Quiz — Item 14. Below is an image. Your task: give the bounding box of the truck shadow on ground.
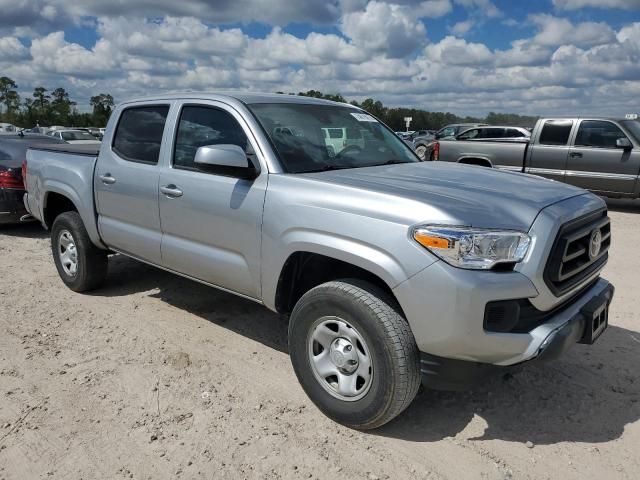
[95,253,289,353]
[378,323,640,445]
[97,254,639,446]
[0,222,48,239]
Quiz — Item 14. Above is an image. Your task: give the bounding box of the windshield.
[61,131,96,141]
[248,103,418,173]
[621,120,640,142]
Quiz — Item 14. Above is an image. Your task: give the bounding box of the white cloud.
[530,14,616,47]
[553,0,640,9]
[423,35,493,66]
[454,0,502,17]
[340,1,428,57]
[0,37,30,61]
[449,20,475,36]
[1,1,640,119]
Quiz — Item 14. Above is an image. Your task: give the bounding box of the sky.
[0,0,639,117]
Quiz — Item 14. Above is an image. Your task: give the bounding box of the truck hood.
[301,161,588,231]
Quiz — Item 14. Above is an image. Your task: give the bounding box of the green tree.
[51,87,76,125]
[32,87,51,124]
[359,98,386,119]
[0,76,18,119]
[90,93,115,126]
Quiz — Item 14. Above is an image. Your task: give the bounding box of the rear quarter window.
[112,105,170,164]
[539,121,573,146]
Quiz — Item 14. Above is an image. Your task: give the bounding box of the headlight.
[413,226,531,270]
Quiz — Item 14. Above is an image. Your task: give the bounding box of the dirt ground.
[0,199,639,480]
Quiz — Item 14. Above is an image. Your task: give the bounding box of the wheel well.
[274,252,400,315]
[44,193,77,228]
[458,157,491,167]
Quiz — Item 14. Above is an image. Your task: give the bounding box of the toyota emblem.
[589,229,602,260]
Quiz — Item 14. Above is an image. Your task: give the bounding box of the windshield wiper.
[301,165,354,173]
[362,159,412,168]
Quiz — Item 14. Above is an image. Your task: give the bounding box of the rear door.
[565,120,639,195]
[94,103,171,264]
[157,101,268,299]
[526,119,573,183]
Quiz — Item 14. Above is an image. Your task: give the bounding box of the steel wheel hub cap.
[58,230,78,277]
[308,317,373,401]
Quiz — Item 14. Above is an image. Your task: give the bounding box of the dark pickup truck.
[434,117,640,198]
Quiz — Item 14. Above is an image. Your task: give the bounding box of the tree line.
[1,76,537,131]
[0,76,114,128]
[288,90,539,130]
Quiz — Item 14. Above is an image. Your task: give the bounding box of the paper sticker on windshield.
[350,113,378,122]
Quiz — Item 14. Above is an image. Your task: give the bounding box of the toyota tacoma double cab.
[24,93,614,429]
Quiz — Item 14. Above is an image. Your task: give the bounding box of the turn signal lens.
[414,232,451,249]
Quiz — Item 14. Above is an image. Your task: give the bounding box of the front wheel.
[51,211,108,292]
[288,280,421,429]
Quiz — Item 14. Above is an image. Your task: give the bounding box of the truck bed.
[25,144,103,247]
[438,138,528,171]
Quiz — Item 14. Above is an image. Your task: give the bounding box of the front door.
[95,104,171,264]
[158,102,267,299]
[566,120,639,195]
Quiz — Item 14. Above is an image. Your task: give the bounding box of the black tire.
[288,279,421,430]
[51,211,108,292]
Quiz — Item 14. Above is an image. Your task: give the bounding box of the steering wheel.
[337,145,363,157]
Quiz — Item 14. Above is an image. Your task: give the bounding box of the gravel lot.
[0,199,639,480]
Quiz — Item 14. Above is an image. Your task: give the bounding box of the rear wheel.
[51,211,108,292]
[288,280,421,429]
[415,145,427,160]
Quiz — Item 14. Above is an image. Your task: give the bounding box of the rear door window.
[457,129,479,140]
[574,120,628,149]
[112,105,170,164]
[539,121,573,146]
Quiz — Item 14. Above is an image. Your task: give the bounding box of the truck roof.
[120,92,350,107]
[538,116,634,122]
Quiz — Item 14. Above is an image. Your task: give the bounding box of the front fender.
[261,227,437,311]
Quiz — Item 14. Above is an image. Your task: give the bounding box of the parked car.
[0,133,64,224]
[322,126,365,156]
[0,123,18,133]
[25,93,614,429]
[414,123,488,160]
[48,129,102,145]
[456,125,531,141]
[434,117,640,198]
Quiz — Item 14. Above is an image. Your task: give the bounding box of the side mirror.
[616,138,632,150]
[194,144,258,178]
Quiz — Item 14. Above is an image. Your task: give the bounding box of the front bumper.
[0,188,28,224]
[393,254,613,366]
[417,281,614,390]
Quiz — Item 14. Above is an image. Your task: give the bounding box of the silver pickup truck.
[434,117,640,198]
[24,93,614,429]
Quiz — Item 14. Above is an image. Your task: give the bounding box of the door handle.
[160,184,183,198]
[99,174,116,185]
[569,152,583,158]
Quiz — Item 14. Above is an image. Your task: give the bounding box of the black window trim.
[171,103,259,177]
[573,119,630,150]
[111,104,171,165]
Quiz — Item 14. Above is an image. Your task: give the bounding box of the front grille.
[544,209,610,296]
